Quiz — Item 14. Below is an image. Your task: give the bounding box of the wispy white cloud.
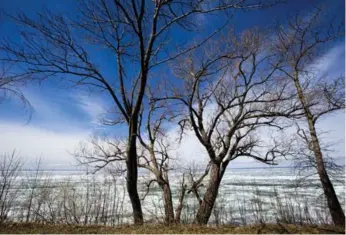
[308,43,345,77]
[0,86,109,168]
[0,121,89,168]
[72,92,107,127]
[23,89,72,124]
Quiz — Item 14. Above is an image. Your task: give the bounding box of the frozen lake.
[8,166,345,225]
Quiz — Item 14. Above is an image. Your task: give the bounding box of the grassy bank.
[0,223,344,234]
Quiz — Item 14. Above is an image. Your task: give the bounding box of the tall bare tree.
[273,7,345,226]
[74,95,206,224]
[137,91,214,224]
[74,98,179,224]
[158,29,303,224]
[137,96,176,224]
[0,0,280,224]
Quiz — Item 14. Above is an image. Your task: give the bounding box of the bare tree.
[0,66,23,102]
[138,95,213,224]
[136,95,177,224]
[75,97,205,224]
[0,0,280,224]
[0,151,23,223]
[273,7,345,226]
[75,91,213,224]
[174,173,187,224]
[0,62,32,116]
[290,123,344,186]
[157,29,302,224]
[22,157,46,222]
[74,135,126,174]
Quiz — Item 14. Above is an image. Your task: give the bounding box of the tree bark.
[160,182,175,224]
[308,121,345,227]
[126,120,143,225]
[194,163,223,224]
[294,74,345,227]
[314,147,345,226]
[175,179,187,224]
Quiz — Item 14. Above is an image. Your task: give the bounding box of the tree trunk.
[175,178,187,224]
[194,163,222,224]
[160,182,175,224]
[294,74,345,227]
[308,123,345,227]
[126,121,143,225]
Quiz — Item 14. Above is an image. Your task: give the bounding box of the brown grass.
[0,223,344,234]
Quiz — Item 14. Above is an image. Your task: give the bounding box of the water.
[5,167,345,225]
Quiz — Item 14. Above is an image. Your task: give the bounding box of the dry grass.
[0,223,344,234]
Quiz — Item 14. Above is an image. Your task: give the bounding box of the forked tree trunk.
[160,182,175,224]
[294,75,345,227]
[126,121,143,225]
[194,163,223,224]
[175,181,187,224]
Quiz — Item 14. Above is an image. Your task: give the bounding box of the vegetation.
[0,154,344,229]
[0,223,345,234]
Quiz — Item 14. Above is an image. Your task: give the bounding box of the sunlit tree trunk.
[293,74,345,227]
[194,163,223,224]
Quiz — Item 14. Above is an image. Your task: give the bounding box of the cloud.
[23,89,74,126]
[4,83,110,131]
[0,84,109,168]
[0,121,89,168]
[72,92,107,127]
[316,43,345,76]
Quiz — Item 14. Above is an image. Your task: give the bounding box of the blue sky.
[0,0,344,169]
